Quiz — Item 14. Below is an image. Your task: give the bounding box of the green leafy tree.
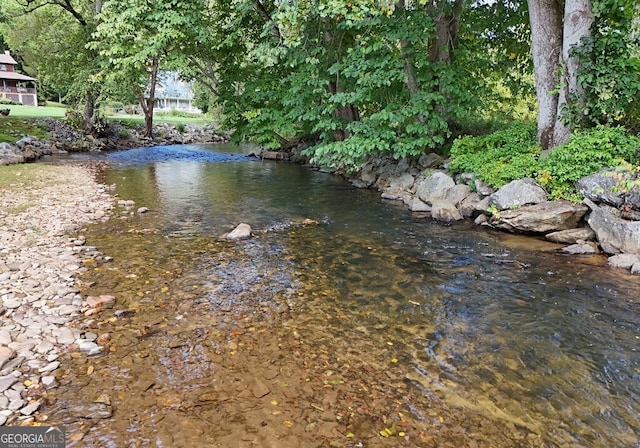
[2,0,104,131]
[93,0,218,137]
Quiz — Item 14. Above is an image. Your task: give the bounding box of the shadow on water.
[46,144,640,447]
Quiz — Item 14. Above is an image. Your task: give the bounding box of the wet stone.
[70,402,113,419]
[38,360,60,373]
[20,400,41,416]
[251,381,271,398]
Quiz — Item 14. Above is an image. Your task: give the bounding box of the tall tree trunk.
[528,0,564,152]
[324,29,359,142]
[528,0,593,151]
[553,0,594,146]
[426,0,464,117]
[397,0,424,123]
[83,91,97,132]
[139,58,159,138]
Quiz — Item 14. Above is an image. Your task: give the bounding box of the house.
[0,51,38,106]
[154,71,200,113]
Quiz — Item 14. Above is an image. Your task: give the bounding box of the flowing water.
[45,144,639,447]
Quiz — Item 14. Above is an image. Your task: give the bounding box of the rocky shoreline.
[0,118,228,165]
[338,153,640,275]
[0,163,114,425]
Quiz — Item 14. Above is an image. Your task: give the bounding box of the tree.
[93,0,212,137]
[528,0,640,151]
[1,0,104,131]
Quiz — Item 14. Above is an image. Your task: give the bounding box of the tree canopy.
[1,0,638,167]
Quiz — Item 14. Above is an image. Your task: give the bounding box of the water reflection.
[57,144,640,447]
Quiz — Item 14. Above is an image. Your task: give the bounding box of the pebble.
[0,164,113,424]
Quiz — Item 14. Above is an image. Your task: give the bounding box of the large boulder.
[577,171,624,207]
[490,200,588,233]
[431,199,463,222]
[459,192,483,218]
[585,198,640,255]
[387,173,416,192]
[415,171,455,204]
[489,178,548,210]
[444,184,472,206]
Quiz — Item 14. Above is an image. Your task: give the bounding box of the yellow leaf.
[283,421,293,428]
[391,358,398,363]
[271,400,278,406]
[24,380,32,387]
[87,365,94,375]
[439,416,444,423]
[399,431,406,437]
[387,341,393,346]
[346,433,354,438]
[137,291,144,297]
[161,286,169,293]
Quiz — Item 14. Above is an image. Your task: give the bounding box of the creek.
[46,143,639,447]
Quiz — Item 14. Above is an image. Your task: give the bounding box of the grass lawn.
[0,104,213,143]
[111,113,210,126]
[2,104,67,118]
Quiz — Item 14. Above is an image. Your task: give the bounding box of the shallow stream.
[45,144,639,447]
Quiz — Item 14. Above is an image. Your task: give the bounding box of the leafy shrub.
[0,98,21,105]
[537,125,640,201]
[448,121,540,187]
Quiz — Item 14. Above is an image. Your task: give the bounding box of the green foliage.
[562,0,640,131]
[0,98,21,106]
[448,122,540,188]
[537,126,640,201]
[449,123,640,202]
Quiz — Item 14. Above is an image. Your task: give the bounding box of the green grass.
[0,116,50,143]
[0,104,212,143]
[2,104,67,118]
[110,113,209,126]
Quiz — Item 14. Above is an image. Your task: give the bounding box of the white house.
[154,71,200,113]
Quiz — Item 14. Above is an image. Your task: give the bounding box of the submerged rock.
[226,223,252,241]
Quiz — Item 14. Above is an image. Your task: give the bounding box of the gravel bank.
[0,163,113,425]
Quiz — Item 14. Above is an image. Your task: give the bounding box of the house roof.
[0,51,18,65]
[0,71,37,81]
[155,71,194,100]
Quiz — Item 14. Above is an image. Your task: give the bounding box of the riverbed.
[5,144,640,447]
